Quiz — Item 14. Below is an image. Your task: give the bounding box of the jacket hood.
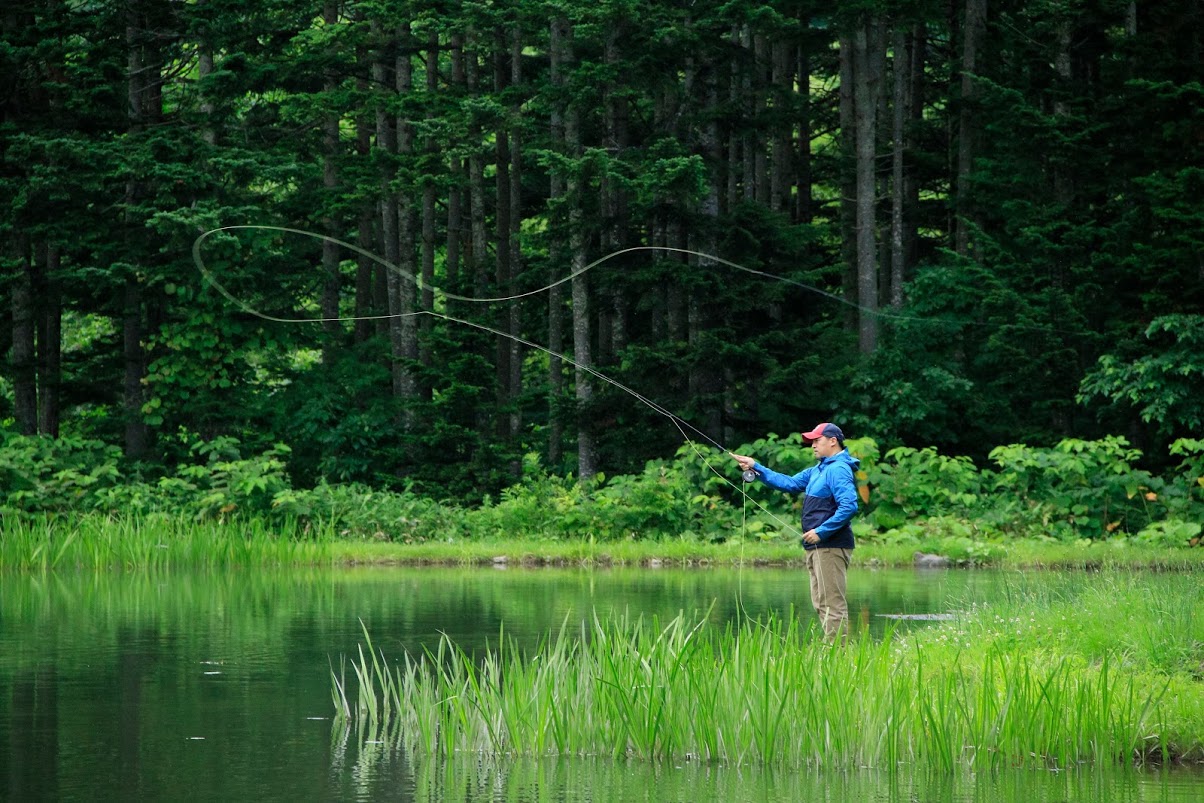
[824,449,861,470]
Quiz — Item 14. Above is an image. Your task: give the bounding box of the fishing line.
[192,225,815,528]
[193,225,1083,337]
[202,222,1024,542]
[410,306,803,538]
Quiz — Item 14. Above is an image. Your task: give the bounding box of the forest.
[3,0,1202,505]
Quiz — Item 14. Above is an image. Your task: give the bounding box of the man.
[731,423,860,643]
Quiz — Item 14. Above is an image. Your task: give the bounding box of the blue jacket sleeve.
[752,462,813,494]
[814,462,859,537]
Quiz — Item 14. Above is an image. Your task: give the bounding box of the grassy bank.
[333,573,1204,770]
[3,512,1204,572]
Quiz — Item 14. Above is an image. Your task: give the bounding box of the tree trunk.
[838,33,858,332]
[649,221,667,342]
[741,26,756,202]
[123,5,150,458]
[320,0,341,363]
[685,52,721,443]
[373,23,407,408]
[752,32,770,207]
[396,23,418,403]
[795,25,813,224]
[1052,14,1072,121]
[889,28,910,310]
[197,0,216,147]
[446,33,465,303]
[547,18,567,470]
[853,20,881,354]
[955,0,987,257]
[354,17,375,343]
[465,36,488,298]
[705,72,737,442]
[507,27,524,459]
[11,235,37,435]
[123,278,148,458]
[420,31,438,370]
[906,24,926,272]
[873,22,891,310]
[600,24,630,361]
[569,160,596,481]
[597,40,616,365]
[770,38,791,213]
[1052,10,1072,289]
[355,208,376,342]
[464,32,491,444]
[608,38,630,357]
[561,20,596,481]
[668,219,688,346]
[690,230,722,444]
[726,26,741,210]
[37,243,61,436]
[493,30,513,439]
[1191,0,1202,75]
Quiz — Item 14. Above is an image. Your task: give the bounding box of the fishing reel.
[741,469,757,483]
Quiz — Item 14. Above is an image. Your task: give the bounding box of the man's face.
[811,435,841,459]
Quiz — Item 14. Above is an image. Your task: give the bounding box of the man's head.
[802,422,845,459]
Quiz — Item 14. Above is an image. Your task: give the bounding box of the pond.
[1,565,1201,801]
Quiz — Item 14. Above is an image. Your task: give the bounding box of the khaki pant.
[806,548,851,643]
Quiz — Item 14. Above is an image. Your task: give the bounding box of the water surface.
[1,566,1199,800]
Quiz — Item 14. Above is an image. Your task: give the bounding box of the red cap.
[802,423,845,443]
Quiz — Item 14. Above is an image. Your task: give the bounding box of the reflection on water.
[330,749,1204,803]
[1,566,1200,800]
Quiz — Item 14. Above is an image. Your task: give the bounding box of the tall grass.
[6,511,1204,572]
[332,595,1193,771]
[0,513,335,571]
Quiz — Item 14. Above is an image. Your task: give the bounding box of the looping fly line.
[195,224,865,322]
[193,223,812,538]
[194,224,1080,335]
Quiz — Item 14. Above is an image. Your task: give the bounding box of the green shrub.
[2,429,1200,548]
[865,445,983,528]
[478,462,596,539]
[472,455,727,542]
[988,437,1160,539]
[0,432,124,513]
[1166,438,1204,516]
[1133,519,1202,548]
[593,462,700,539]
[162,435,294,520]
[288,481,458,541]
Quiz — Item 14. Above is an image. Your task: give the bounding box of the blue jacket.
[753,450,860,550]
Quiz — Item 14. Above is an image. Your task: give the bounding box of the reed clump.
[334,577,1203,771]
